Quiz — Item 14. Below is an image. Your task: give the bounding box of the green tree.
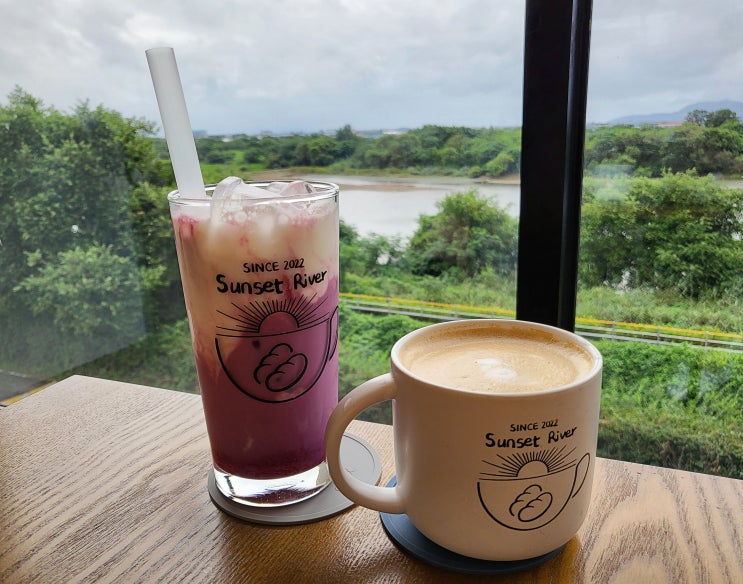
[0,88,175,371]
[129,182,185,326]
[579,178,639,287]
[703,109,740,128]
[334,124,361,159]
[579,172,743,299]
[684,109,708,126]
[1,92,161,294]
[15,245,144,340]
[406,190,518,277]
[238,136,265,164]
[585,125,665,176]
[465,135,503,167]
[305,135,338,166]
[660,124,706,173]
[339,220,404,290]
[382,133,423,168]
[484,150,517,177]
[661,110,743,175]
[633,172,743,297]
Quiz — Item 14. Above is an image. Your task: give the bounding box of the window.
[1,1,740,479]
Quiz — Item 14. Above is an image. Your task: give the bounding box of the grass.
[56,308,743,479]
[578,286,743,333]
[66,320,199,393]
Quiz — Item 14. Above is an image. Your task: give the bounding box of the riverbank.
[249,167,521,189]
[250,167,743,190]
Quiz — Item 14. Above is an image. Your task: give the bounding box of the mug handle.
[325,373,406,514]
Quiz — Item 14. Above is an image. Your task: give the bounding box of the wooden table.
[1,376,742,583]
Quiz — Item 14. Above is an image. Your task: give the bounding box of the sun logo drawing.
[214,294,338,404]
[477,446,591,531]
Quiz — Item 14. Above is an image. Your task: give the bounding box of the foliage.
[184,124,522,178]
[406,190,518,277]
[595,340,743,477]
[685,108,741,129]
[584,109,743,177]
[0,88,181,370]
[65,319,199,391]
[597,412,743,478]
[183,108,743,179]
[580,171,743,299]
[15,245,144,339]
[577,286,743,333]
[337,305,423,422]
[2,89,743,478]
[339,220,406,285]
[128,182,186,326]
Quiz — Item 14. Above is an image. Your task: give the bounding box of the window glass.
[581,1,743,477]
[0,2,524,414]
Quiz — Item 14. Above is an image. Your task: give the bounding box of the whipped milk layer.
[402,328,594,394]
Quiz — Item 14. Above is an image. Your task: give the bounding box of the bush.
[338,306,422,423]
[66,319,198,392]
[598,415,743,477]
[594,340,743,477]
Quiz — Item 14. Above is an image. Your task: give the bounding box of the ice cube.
[266,180,316,196]
[212,176,275,200]
[211,176,275,222]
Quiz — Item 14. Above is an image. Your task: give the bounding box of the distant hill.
[608,100,743,125]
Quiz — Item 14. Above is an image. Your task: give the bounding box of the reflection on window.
[580,2,743,478]
[2,2,740,480]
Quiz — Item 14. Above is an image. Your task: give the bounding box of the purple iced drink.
[169,179,339,499]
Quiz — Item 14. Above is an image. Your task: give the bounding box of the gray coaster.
[207,433,381,525]
[380,477,566,574]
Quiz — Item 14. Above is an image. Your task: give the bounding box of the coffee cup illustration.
[477,450,590,531]
[215,299,338,403]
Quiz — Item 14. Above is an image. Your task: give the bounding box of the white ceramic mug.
[325,319,602,561]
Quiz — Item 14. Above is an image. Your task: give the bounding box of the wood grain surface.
[1,376,741,583]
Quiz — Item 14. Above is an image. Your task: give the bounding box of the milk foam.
[402,328,594,393]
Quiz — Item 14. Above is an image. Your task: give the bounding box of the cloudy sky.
[1,0,742,135]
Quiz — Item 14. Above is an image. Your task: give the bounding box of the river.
[304,174,743,240]
[304,174,521,239]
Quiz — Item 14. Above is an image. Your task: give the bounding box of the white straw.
[146,47,206,198]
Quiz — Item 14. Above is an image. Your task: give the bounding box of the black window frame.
[516,0,593,331]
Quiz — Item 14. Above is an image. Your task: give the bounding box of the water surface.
[305,174,520,239]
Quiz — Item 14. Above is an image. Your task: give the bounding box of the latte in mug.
[401,324,594,393]
[325,319,603,562]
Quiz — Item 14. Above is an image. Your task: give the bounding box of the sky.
[1,0,742,136]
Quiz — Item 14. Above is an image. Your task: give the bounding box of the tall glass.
[168,181,339,506]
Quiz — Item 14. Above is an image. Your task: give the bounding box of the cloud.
[586,0,743,121]
[1,0,741,133]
